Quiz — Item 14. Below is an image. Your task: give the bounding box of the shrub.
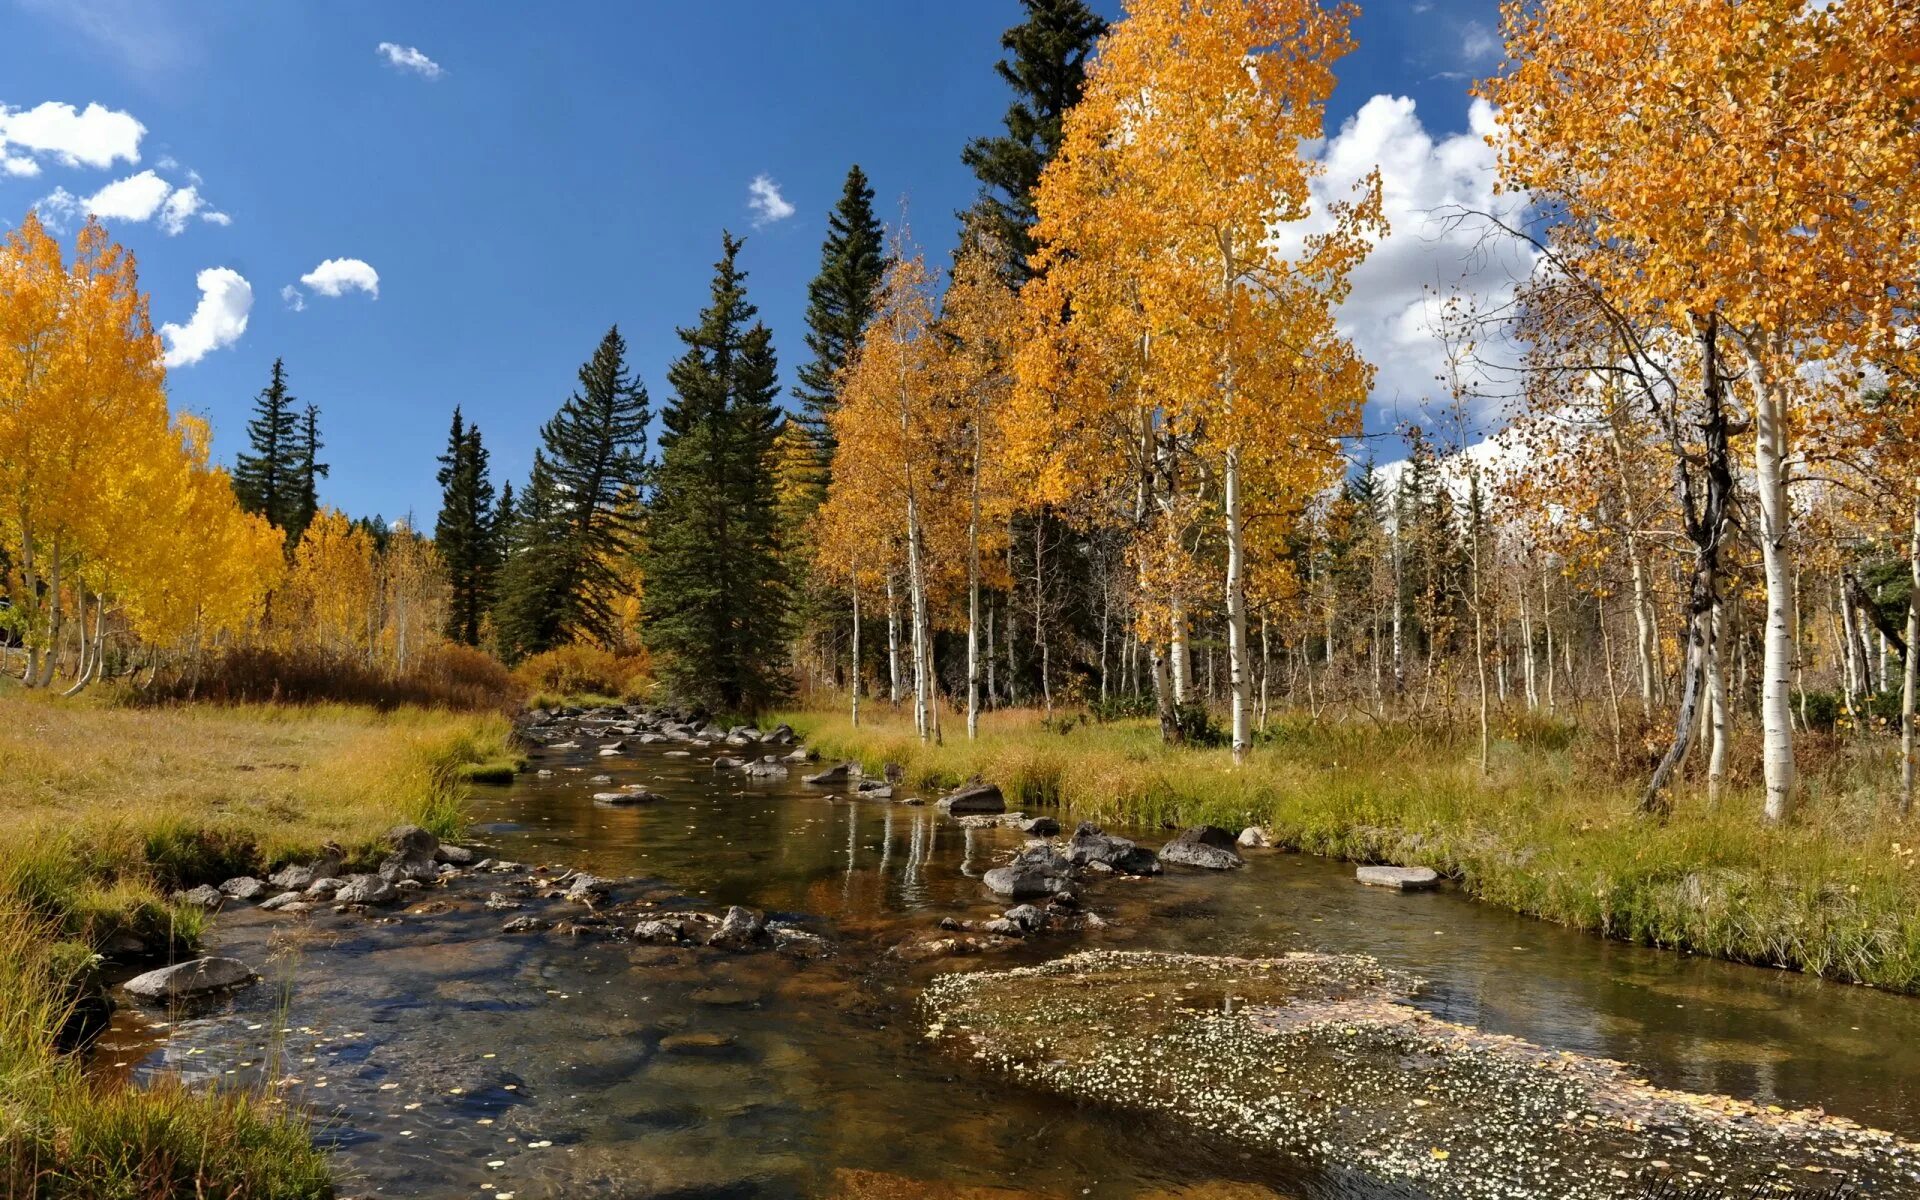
[513,644,651,702]
[125,643,521,712]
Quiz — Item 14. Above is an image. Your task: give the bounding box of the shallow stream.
[95,737,1920,1198]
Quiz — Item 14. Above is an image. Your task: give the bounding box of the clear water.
[94,739,1920,1199]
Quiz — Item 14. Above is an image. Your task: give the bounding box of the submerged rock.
[594,790,663,805]
[1355,865,1441,891]
[124,957,257,1001]
[1159,826,1245,871]
[922,950,1920,1200]
[707,905,770,949]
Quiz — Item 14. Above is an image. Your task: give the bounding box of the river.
[93,734,1920,1198]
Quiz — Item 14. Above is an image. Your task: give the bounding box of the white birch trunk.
[1748,350,1797,820]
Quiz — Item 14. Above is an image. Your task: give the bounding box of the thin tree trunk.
[886,575,902,706]
[1903,490,1918,816]
[967,432,982,740]
[1707,599,1729,805]
[850,577,862,728]
[1034,519,1052,720]
[1747,345,1797,821]
[1226,445,1250,762]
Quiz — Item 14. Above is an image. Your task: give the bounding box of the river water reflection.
[94,738,1920,1198]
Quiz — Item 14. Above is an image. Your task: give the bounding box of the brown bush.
[513,644,651,702]
[126,643,522,712]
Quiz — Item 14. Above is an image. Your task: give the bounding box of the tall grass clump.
[786,704,1920,993]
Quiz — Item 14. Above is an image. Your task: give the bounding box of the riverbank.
[0,691,514,1198]
[785,707,1920,993]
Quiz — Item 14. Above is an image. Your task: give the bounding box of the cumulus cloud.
[747,174,795,226]
[36,168,229,235]
[280,284,306,312]
[161,267,251,368]
[377,42,443,78]
[0,101,144,173]
[1273,95,1535,423]
[297,257,380,299]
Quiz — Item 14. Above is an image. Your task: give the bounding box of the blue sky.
[1,0,1517,525]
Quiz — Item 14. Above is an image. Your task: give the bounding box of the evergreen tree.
[961,0,1107,282]
[792,165,887,474]
[231,358,302,537]
[288,403,328,546]
[435,407,500,646]
[492,329,648,660]
[643,232,790,711]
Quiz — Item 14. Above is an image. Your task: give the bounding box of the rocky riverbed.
[92,703,1920,1198]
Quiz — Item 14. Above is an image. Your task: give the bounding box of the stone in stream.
[379,825,442,884]
[1355,865,1441,891]
[763,724,796,746]
[803,763,857,786]
[707,905,770,949]
[1018,816,1061,837]
[434,844,475,866]
[1159,826,1245,871]
[123,957,257,1001]
[594,789,664,806]
[257,890,305,911]
[218,876,269,901]
[1003,904,1047,933]
[938,779,1006,815]
[983,846,1076,899]
[304,877,344,899]
[632,918,686,945]
[484,891,522,910]
[334,873,399,905]
[782,748,816,764]
[1064,823,1161,876]
[852,780,893,799]
[501,915,549,933]
[1237,825,1276,849]
[712,755,745,771]
[588,774,614,784]
[741,756,789,779]
[171,884,224,910]
[638,732,669,744]
[566,873,613,902]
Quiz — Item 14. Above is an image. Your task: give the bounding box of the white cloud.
[1460,21,1500,63]
[298,258,379,299]
[377,42,443,79]
[280,284,305,312]
[747,174,795,226]
[36,168,228,235]
[1274,95,1536,422]
[161,267,251,368]
[0,100,144,172]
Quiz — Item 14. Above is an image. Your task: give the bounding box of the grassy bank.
[786,706,1920,994]
[0,691,514,1199]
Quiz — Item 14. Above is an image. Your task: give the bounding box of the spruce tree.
[288,403,328,546]
[643,232,790,711]
[492,329,648,661]
[231,358,302,536]
[961,0,1107,282]
[792,164,887,474]
[434,407,500,646]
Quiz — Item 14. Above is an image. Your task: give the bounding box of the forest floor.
[0,688,514,1198]
[785,704,1920,994]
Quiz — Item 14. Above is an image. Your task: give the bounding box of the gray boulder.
[1065,824,1161,876]
[712,756,745,771]
[782,748,815,764]
[940,780,1006,815]
[219,876,269,901]
[1003,904,1047,932]
[566,873,612,902]
[707,905,770,949]
[632,918,686,945]
[258,891,305,911]
[853,780,893,799]
[742,757,789,778]
[983,847,1076,899]
[1019,816,1061,837]
[803,762,856,786]
[594,789,664,806]
[378,825,442,884]
[1159,826,1245,870]
[124,957,256,1001]
[1356,865,1442,891]
[1237,826,1275,849]
[434,844,475,866]
[304,877,343,899]
[172,884,224,910]
[335,874,398,905]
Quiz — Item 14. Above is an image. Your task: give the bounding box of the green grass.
[784,704,1920,993]
[0,692,516,1199]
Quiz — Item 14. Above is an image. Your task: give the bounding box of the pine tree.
[231,358,303,539]
[288,403,328,546]
[792,165,887,475]
[435,407,500,645]
[492,329,649,660]
[643,232,790,711]
[961,0,1107,282]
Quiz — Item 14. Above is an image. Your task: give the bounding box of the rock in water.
[939,779,1006,815]
[566,873,612,902]
[434,844,475,866]
[594,789,664,806]
[1064,823,1161,876]
[1355,865,1441,891]
[712,756,745,770]
[219,876,269,901]
[1159,827,1245,870]
[707,905,769,949]
[742,757,789,778]
[172,884,224,910]
[124,957,257,1001]
[379,824,442,883]
[632,918,686,945]
[335,873,398,905]
[1018,816,1061,837]
[803,763,856,786]
[1237,826,1275,849]
[983,847,1076,899]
